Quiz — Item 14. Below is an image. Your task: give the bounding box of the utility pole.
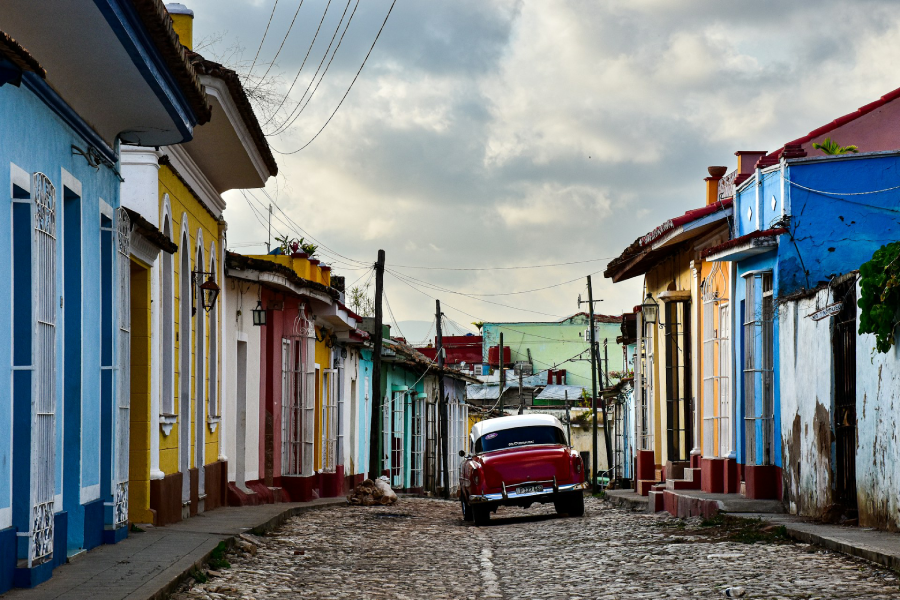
[498,332,505,414]
[368,250,385,479]
[564,390,571,446]
[266,204,272,253]
[586,276,600,494]
[435,300,449,499]
[594,340,613,487]
[518,368,524,415]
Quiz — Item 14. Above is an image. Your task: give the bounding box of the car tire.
[461,498,473,522]
[555,492,585,517]
[567,492,585,517]
[472,504,490,526]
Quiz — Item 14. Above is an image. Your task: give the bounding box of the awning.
[535,385,586,401]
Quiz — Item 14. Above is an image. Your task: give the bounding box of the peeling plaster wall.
[855,281,900,531]
[778,289,834,518]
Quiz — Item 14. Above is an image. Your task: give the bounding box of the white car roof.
[470,414,565,440]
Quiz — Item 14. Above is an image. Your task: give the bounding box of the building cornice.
[161,144,225,217]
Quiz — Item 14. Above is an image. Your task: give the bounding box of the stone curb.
[753,521,900,573]
[145,499,347,600]
[602,495,900,574]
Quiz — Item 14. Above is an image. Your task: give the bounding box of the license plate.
[516,484,543,495]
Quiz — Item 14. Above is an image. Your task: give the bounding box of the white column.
[218,230,227,462]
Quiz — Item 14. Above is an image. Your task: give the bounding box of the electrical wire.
[247,0,280,76]
[386,267,603,297]
[267,0,358,137]
[389,256,618,271]
[251,0,308,92]
[271,0,398,154]
[382,288,406,340]
[388,269,566,319]
[261,0,335,126]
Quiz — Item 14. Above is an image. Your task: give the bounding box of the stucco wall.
[0,81,121,536]
[778,289,835,517]
[223,281,261,485]
[855,281,900,531]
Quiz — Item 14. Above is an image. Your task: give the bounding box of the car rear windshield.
[475,425,567,453]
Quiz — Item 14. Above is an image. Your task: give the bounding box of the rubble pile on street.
[346,477,398,506]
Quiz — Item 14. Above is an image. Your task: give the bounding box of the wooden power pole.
[587,276,600,494]
[369,250,385,479]
[435,300,449,499]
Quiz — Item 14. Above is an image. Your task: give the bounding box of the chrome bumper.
[469,480,588,504]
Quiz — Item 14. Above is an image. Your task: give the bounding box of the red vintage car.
[458,414,587,525]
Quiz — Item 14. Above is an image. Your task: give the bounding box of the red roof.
[700,228,787,259]
[639,199,733,247]
[767,86,900,162]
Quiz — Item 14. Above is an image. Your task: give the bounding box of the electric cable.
[271,0,398,154]
[266,0,358,137]
[251,0,309,92]
[247,0,280,76]
[261,0,336,126]
[389,256,618,271]
[386,267,604,297]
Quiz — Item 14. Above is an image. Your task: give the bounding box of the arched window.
[161,211,174,416]
[207,252,218,418]
[179,229,191,489]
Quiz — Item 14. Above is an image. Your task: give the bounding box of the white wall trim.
[99,198,113,219]
[0,506,10,530]
[10,162,30,197]
[165,145,226,218]
[80,483,100,504]
[60,168,82,199]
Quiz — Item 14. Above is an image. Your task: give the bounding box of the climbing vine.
[858,241,900,353]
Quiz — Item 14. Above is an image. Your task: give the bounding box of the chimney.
[734,151,767,175]
[166,3,194,51]
[705,166,726,206]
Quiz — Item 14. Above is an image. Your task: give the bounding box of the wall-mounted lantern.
[252,301,267,326]
[641,292,659,325]
[191,271,220,315]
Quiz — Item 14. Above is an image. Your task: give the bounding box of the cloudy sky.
[189,0,900,341]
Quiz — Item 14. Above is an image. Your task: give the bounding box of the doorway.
[832,283,858,511]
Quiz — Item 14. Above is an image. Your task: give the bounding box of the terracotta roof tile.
[0,30,44,79]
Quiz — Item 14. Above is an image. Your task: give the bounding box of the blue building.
[704,147,900,501]
[0,1,209,590]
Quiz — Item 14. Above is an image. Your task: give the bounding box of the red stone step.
[636,479,657,496]
[648,490,665,513]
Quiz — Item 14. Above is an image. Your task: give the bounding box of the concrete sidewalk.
[605,489,900,573]
[0,499,345,600]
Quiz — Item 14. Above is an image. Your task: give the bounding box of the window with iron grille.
[114,207,131,528]
[664,300,692,462]
[13,172,57,566]
[322,369,337,473]
[638,321,654,451]
[303,336,316,476]
[281,338,302,476]
[160,212,175,416]
[702,263,731,458]
[410,395,424,488]
[743,272,774,466]
[390,392,405,487]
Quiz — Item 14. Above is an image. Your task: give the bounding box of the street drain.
[370,513,416,519]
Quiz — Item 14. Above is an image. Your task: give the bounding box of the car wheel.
[567,492,585,517]
[555,492,585,517]
[461,498,473,522]
[472,504,490,526]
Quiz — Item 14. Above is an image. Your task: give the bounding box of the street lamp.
[191,271,220,315]
[641,292,659,325]
[252,300,267,326]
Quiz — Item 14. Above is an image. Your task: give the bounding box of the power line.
[261,0,336,126]
[389,256,618,271]
[267,0,358,137]
[251,0,308,92]
[247,0,281,76]
[382,287,406,340]
[387,269,565,318]
[271,0,398,154]
[386,267,603,297]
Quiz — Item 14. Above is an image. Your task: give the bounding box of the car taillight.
[473,473,480,486]
[575,460,582,473]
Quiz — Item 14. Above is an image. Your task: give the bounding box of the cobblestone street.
[169,497,900,599]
